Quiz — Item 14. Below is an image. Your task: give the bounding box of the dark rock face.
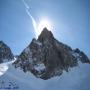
[73,48,90,63]
[14,28,90,80]
[0,41,14,63]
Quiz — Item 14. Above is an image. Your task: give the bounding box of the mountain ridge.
[0,28,89,80]
[0,41,14,63]
[13,28,90,80]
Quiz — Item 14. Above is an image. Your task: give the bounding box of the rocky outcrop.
[72,48,90,63]
[0,41,14,63]
[14,28,90,80]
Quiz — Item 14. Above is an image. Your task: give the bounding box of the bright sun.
[37,19,52,36]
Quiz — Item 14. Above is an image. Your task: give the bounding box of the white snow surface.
[0,60,90,90]
[3,59,9,63]
[34,63,45,71]
[33,40,42,46]
[72,52,80,57]
[0,58,16,76]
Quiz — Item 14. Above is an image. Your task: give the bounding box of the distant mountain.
[0,41,14,63]
[14,28,90,80]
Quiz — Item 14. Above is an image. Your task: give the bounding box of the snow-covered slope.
[0,61,90,90]
[0,58,16,76]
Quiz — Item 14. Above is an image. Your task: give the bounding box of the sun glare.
[37,19,52,36]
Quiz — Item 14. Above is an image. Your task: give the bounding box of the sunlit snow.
[0,60,90,90]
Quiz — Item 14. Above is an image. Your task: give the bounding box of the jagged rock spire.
[0,41,14,63]
[38,27,54,43]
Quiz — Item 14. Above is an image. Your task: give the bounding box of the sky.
[0,0,90,57]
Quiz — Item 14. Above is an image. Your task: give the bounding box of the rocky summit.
[14,28,90,80]
[0,41,14,63]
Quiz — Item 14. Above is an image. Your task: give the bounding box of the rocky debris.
[0,41,14,63]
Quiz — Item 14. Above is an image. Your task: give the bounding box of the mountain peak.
[41,27,50,33]
[38,27,54,42]
[0,41,5,44]
[14,28,90,80]
[0,41,14,63]
[0,41,7,48]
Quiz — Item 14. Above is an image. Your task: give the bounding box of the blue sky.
[0,0,90,57]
